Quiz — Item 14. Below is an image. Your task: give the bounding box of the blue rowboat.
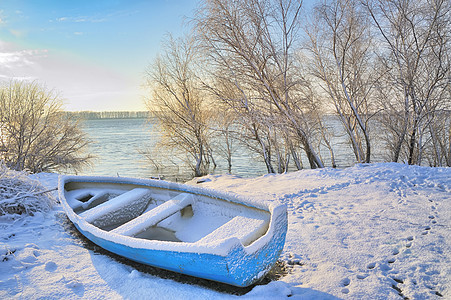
[58,175,287,287]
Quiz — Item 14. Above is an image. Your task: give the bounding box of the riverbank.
[1,163,449,299]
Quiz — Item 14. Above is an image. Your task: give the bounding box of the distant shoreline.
[64,111,152,120]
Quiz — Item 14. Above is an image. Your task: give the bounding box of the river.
[78,117,384,181]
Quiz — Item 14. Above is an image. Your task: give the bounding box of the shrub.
[0,80,93,173]
[0,162,54,216]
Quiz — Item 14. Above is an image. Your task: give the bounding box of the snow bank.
[190,163,451,299]
[0,163,449,299]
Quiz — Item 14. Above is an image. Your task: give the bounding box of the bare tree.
[305,0,376,164]
[206,76,278,173]
[0,80,93,173]
[209,102,239,174]
[196,0,325,169]
[365,0,451,165]
[426,110,451,166]
[145,35,214,177]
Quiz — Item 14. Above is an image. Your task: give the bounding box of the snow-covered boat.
[58,175,287,287]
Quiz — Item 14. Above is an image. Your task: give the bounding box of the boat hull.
[59,175,287,287]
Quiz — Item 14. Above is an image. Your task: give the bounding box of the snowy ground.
[0,163,449,299]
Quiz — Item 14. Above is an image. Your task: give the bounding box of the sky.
[0,0,198,111]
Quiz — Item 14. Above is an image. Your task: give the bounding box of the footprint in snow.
[405,236,414,248]
[341,288,349,294]
[392,278,404,284]
[379,263,392,272]
[421,226,431,235]
[366,262,376,270]
[17,247,41,267]
[45,261,57,272]
[341,278,351,287]
[65,279,85,296]
[387,236,413,265]
[388,246,401,264]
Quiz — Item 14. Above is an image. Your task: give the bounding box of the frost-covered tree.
[196,0,324,169]
[365,0,451,165]
[0,80,93,173]
[206,75,278,173]
[145,35,214,177]
[306,0,376,164]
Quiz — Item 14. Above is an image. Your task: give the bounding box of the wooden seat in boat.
[80,188,152,223]
[111,193,194,236]
[197,215,268,246]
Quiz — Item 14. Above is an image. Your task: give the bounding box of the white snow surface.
[0,163,449,299]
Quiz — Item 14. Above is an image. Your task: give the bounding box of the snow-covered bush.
[0,162,54,216]
[0,80,93,173]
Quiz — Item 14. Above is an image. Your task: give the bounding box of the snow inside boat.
[58,175,288,287]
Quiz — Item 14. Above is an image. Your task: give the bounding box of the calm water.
[79,118,156,178]
[78,117,383,181]
[79,118,268,181]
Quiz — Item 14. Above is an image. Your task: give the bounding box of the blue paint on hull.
[60,175,288,287]
[74,210,287,287]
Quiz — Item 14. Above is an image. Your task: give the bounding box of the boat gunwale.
[58,175,286,257]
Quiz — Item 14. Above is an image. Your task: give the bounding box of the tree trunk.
[289,141,303,170]
[407,128,417,165]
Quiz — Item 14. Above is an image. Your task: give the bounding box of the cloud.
[56,16,106,23]
[0,42,47,70]
[54,8,138,25]
[0,43,46,83]
[0,41,145,111]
